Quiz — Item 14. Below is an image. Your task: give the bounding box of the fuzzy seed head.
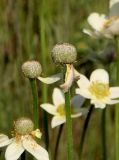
[14,117,34,135]
[22,61,42,78]
[51,43,77,64]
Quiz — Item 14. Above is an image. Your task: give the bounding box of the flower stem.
[54,124,64,160]
[79,105,94,159]
[65,91,73,160]
[39,0,49,150]
[101,108,107,160]
[115,36,119,160]
[29,78,39,129]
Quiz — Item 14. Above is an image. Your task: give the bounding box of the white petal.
[71,95,85,108]
[51,116,65,128]
[109,0,119,16]
[40,104,56,115]
[37,73,62,84]
[109,87,119,99]
[83,29,95,37]
[77,73,90,89]
[60,64,75,92]
[104,18,119,36]
[5,139,24,160]
[23,137,49,160]
[90,69,109,83]
[52,88,65,106]
[91,100,106,109]
[87,12,107,31]
[0,134,12,147]
[106,99,119,104]
[71,108,88,118]
[76,88,92,99]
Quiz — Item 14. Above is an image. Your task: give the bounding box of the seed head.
[22,60,42,78]
[51,43,77,64]
[14,117,34,135]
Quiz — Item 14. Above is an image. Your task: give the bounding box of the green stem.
[101,108,107,160]
[65,91,73,160]
[39,0,49,150]
[115,36,119,160]
[54,124,64,160]
[29,78,39,129]
[79,105,94,159]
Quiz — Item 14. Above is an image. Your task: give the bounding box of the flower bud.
[51,43,77,64]
[22,60,42,78]
[14,117,34,135]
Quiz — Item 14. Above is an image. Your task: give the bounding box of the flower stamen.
[88,81,110,99]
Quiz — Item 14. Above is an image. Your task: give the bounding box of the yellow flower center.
[56,104,76,116]
[56,104,65,116]
[103,16,119,28]
[88,81,109,99]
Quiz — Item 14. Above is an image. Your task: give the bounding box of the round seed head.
[22,60,42,78]
[14,117,34,135]
[51,43,77,64]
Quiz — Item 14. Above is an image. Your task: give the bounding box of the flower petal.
[60,64,75,92]
[37,73,62,84]
[71,108,88,118]
[40,104,56,115]
[23,136,49,160]
[52,88,65,106]
[5,139,24,160]
[90,69,109,83]
[91,100,106,109]
[109,0,119,16]
[71,95,85,109]
[106,99,119,104]
[77,73,90,89]
[109,87,119,99]
[76,88,92,99]
[0,134,12,147]
[51,116,65,128]
[87,12,107,31]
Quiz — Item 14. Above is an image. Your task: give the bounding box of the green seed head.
[14,117,34,135]
[51,43,77,64]
[22,60,42,78]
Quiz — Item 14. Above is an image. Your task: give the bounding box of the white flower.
[40,88,88,128]
[83,11,119,38]
[76,69,119,109]
[0,118,49,160]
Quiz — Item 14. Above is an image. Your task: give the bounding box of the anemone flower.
[0,118,49,160]
[40,88,88,128]
[76,69,119,109]
[83,0,119,39]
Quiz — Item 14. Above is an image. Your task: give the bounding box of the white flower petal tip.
[5,139,24,160]
[37,73,62,84]
[90,69,109,83]
[31,129,42,139]
[0,134,12,147]
[40,104,56,115]
[87,12,106,31]
[71,108,88,118]
[23,137,49,160]
[51,116,65,128]
[53,88,65,106]
[109,0,119,16]
[109,87,119,99]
